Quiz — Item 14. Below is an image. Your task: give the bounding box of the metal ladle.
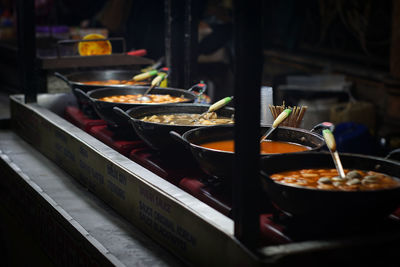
[122,69,158,85]
[323,129,346,179]
[260,108,291,143]
[131,69,158,82]
[191,96,234,123]
[137,72,168,102]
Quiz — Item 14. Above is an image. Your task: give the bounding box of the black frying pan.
[259,152,400,227]
[171,124,326,182]
[113,104,234,152]
[54,70,146,90]
[54,70,148,114]
[75,86,201,129]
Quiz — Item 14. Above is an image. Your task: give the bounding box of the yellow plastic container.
[78,33,112,56]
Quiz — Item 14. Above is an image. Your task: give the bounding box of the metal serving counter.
[0,128,184,266]
[6,93,252,266]
[4,93,400,266]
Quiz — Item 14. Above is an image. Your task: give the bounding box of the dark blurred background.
[0,0,399,157]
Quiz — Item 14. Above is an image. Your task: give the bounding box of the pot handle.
[385,148,400,161]
[169,131,191,150]
[54,72,71,86]
[310,122,335,134]
[113,107,134,123]
[188,82,207,99]
[74,88,95,105]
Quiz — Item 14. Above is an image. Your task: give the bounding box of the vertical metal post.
[183,0,199,88]
[164,0,185,88]
[17,0,37,103]
[232,0,263,248]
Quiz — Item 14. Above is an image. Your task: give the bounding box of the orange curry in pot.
[98,94,189,104]
[200,140,310,154]
[270,169,400,191]
[82,80,148,86]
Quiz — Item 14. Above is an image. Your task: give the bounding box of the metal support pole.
[165,0,185,88]
[232,0,263,248]
[17,0,38,103]
[183,0,199,88]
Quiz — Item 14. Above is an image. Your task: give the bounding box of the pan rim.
[182,124,325,154]
[86,86,197,104]
[126,104,235,127]
[260,151,400,193]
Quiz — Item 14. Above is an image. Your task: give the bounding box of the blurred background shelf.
[38,54,154,70]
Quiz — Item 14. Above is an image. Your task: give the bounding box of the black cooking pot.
[75,86,200,129]
[54,70,148,113]
[259,151,400,227]
[54,70,147,90]
[113,104,234,152]
[171,124,326,182]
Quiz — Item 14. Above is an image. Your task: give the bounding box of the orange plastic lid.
[78,33,112,56]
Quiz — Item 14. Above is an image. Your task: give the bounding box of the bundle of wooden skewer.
[269,102,308,128]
